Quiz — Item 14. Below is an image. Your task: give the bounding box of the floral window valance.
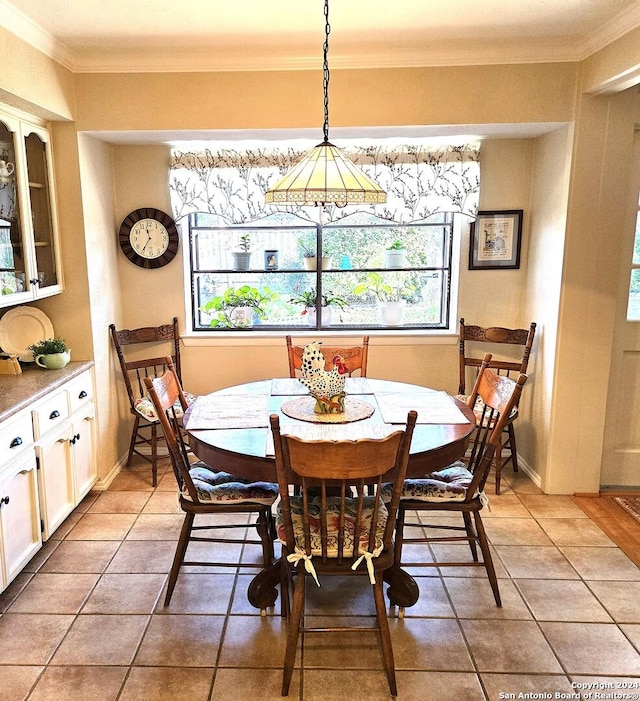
[169,138,480,225]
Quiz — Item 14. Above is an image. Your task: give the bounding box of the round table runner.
[281,395,375,424]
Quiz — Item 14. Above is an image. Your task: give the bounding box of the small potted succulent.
[385,239,406,268]
[231,233,253,271]
[290,289,348,327]
[300,241,332,271]
[27,337,71,369]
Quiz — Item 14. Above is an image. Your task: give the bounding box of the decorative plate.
[0,306,55,361]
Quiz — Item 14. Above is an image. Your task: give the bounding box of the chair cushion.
[134,391,197,422]
[381,461,473,502]
[276,495,387,557]
[183,462,278,505]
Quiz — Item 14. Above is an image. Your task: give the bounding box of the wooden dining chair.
[285,334,369,378]
[270,410,416,697]
[144,359,278,608]
[109,317,195,486]
[388,353,527,614]
[457,318,536,493]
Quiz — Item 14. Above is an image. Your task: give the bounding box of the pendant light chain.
[322,0,330,143]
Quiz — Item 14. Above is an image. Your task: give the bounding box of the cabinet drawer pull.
[9,436,23,448]
[49,410,61,420]
[0,496,9,506]
[78,390,88,399]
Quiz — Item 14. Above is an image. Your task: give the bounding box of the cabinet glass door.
[24,130,58,291]
[0,121,27,298]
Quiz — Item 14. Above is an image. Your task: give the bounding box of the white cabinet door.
[71,409,97,501]
[36,424,74,540]
[0,451,41,587]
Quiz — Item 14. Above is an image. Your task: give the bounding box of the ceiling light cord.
[322,0,330,144]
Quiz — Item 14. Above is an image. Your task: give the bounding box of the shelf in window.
[34,241,50,247]
[28,182,45,189]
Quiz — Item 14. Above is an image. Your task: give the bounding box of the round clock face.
[118,208,179,269]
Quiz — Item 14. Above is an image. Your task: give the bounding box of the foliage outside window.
[627,188,640,320]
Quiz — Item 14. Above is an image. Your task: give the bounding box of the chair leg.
[150,423,158,487]
[393,506,406,567]
[473,511,501,607]
[126,415,140,467]
[494,443,503,495]
[164,512,194,606]
[373,578,397,697]
[507,423,519,472]
[282,565,305,696]
[255,510,274,566]
[462,511,478,561]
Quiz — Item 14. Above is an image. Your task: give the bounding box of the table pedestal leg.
[247,560,280,610]
[383,564,419,609]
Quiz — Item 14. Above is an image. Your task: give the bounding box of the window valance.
[169,139,480,224]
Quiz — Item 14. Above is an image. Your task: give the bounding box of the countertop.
[0,360,94,423]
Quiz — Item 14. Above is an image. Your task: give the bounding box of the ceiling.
[2,0,640,73]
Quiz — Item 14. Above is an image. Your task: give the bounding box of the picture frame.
[469,209,523,270]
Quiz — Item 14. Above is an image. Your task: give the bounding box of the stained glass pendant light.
[264,0,386,208]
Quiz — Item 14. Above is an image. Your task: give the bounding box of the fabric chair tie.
[351,542,383,584]
[478,490,491,511]
[287,547,320,587]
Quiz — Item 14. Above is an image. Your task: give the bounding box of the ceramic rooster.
[298,342,347,414]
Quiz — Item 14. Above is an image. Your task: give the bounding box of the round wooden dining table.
[185,377,476,611]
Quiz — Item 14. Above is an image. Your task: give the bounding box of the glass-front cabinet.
[0,107,62,308]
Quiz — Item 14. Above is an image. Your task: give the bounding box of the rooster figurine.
[298,342,347,414]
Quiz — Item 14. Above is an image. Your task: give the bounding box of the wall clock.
[118,207,179,269]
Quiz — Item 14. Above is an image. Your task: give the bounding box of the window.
[627,188,640,320]
[187,210,455,332]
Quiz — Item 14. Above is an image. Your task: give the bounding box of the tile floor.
[2,459,640,700]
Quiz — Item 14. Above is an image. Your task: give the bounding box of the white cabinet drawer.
[33,391,69,439]
[66,370,94,414]
[0,412,34,466]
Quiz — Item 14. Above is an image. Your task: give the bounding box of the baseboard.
[93,455,128,491]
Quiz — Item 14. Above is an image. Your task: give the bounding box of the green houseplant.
[289,289,348,326]
[385,239,406,269]
[353,272,415,326]
[201,285,279,328]
[231,233,253,271]
[27,337,71,369]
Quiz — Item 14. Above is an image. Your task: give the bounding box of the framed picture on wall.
[469,210,523,270]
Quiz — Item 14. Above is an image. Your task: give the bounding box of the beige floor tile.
[620,623,640,651]
[0,665,43,701]
[461,620,562,673]
[303,574,379,616]
[430,543,509,578]
[392,618,474,671]
[125,513,183,540]
[0,572,33,613]
[303,668,398,700]
[501,473,544,495]
[396,576,456,618]
[482,494,531,518]
[64,513,137,540]
[229,573,279,615]
[559,546,640,580]
[0,613,74,664]
[213,667,300,700]
[141,490,181,513]
[481,673,575,699]
[179,538,245,571]
[47,511,83,541]
[218,615,289,668]
[81,573,166,614]
[586,581,640,623]
[49,614,149,665]
[8,573,99,614]
[23,539,60,572]
[519,494,589,519]
[540,622,640,675]
[515,579,612,622]
[134,614,224,666]
[444,577,532,620]
[118,666,214,701]
[396,671,486,700]
[107,468,157,491]
[105,540,177,573]
[483,518,553,546]
[27,665,128,701]
[38,540,120,573]
[536,518,614,546]
[495,545,579,579]
[157,573,236,614]
[87,490,151,513]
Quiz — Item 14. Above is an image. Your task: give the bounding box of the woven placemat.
[281,395,375,424]
[613,495,640,525]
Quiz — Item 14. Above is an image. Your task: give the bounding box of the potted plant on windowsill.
[290,289,348,327]
[300,242,332,271]
[27,337,71,369]
[353,272,415,326]
[201,285,279,328]
[231,233,253,271]
[385,239,406,269]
